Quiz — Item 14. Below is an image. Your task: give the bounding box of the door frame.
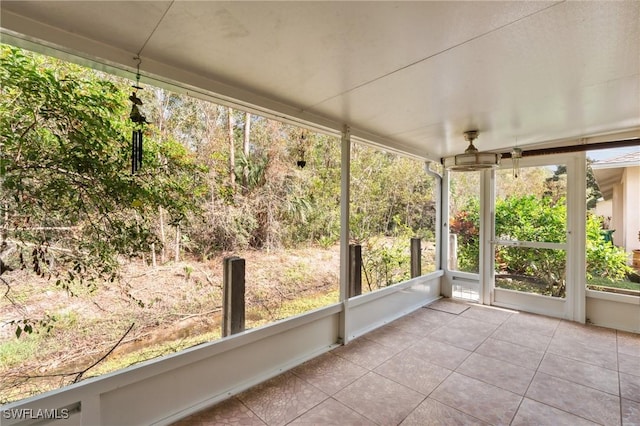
[487,153,586,322]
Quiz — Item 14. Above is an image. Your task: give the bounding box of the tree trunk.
[243,112,251,189]
[227,107,235,187]
[174,225,180,263]
[1,202,7,248]
[159,207,166,263]
[151,242,157,268]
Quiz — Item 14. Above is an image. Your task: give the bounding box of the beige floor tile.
[459,305,514,325]
[287,398,375,425]
[171,301,635,426]
[400,398,489,425]
[331,336,400,370]
[475,337,544,370]
[526,372,620,425]
[172,397,266,426]
[388,311,451,336]
[334,372,424,425]
[511,398,599,426]
[622,398,640,426]
[555,320,617,347]
[617,331,640,358]
[547,334,617,369]
[553,322,618,359]
[407,306,458,327]
[538,353,619,395]
[374,350,452,395]
[237,372,328,426]
[430,372,522,425]
[292,352,367,395]
[621,372,640,403]
[456,352,535,395]
[429,316,498,351]
[386,319,441,337]
[491,321,553,350]
[363,323,421,350]
[427,299,470,315]
[407,337,472,370]
[501,312,560,336]
[619,352,640,377]
[387,316,432,336]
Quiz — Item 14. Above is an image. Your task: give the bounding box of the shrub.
[586,213,633,281]
[450,196,632,289]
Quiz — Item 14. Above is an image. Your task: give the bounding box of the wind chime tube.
[131,129,143,173]
[129,57,146,174]
[511,147,522,178]
[131,129,138,174]
[137,129,143,169]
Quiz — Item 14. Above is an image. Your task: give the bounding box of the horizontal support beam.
[500,137,640,159]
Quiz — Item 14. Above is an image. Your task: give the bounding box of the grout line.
[516,321,549,425]
[519,320,623,425]
[522,387,609,426]
[173,303,630,425]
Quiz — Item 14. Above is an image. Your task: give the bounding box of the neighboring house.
[591,151,640,263]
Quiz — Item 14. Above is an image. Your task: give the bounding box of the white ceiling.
[1,1,639,160]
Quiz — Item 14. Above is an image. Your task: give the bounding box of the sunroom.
[0,2,638,425]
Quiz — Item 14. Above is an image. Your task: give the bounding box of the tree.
[242,112,251,190]
[585,160,602,210]
[544,163,601,209]
[227,107,235,187]
[0,45,203,334]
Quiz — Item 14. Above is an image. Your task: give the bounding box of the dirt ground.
[0,246,340,403]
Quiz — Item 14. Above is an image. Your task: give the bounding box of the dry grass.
[0,245,340,404]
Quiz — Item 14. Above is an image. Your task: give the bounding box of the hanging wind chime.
[129,57,147,173]
[296,130,307,168]
[511,147,522,178]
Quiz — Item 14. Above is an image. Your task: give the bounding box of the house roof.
[591,151,640,200]
[1,1,639,160]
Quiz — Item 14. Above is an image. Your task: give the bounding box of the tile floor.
[174,299,640,426]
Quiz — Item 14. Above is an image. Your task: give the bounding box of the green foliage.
[282,261,312,287]
[1,45,439,343]
[449,198,480,273]
[350,144,435,243]
[453,195,567,272]
[362,236,411,290]
[0,332,42,370]
[451,194,633,296]
[349,144,436,289]
[585,161,602,210]
[235,150,267,190]
[494,195,567,296]
[586,213,633,281]
[9,314,57,339]
[588,276,640,292]
[0,45,204,334]
[495,195,566,243]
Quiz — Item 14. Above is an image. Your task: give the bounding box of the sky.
[587,146,640,162]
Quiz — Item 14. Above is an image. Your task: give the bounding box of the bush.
[449,199,480,273]
[586,214,633,281]
[361,236,411,290]
[450,196,632,291]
